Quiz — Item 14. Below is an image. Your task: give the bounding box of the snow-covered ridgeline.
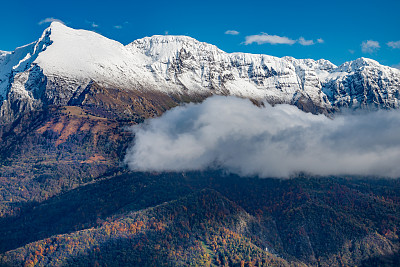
[0,21,400,123]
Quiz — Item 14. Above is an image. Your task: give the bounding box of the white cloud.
[317,38,324,44]
[38,17,65,25]
[124,96,400,178]
[387,41,400,49]
[114,25,122,29]
[245,33,296,45]
[225,30,240,35]
[393,63,400,70]
[349,49,355,54]
[298,37,314,46]
[245,33,321,46]
[361,40,380,53]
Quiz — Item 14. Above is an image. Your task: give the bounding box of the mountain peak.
[33,22,138,82]
[131,34,216,48]
[40,21,74,41]
[354,57,379,66]
[135,35,201,43]
[48,21,68,29]
[336,57,381,73]
[130,34,223,61]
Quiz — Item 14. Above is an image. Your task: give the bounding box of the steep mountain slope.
[129,36,336,111]
[323,58,400,109]
[1,22,400,125]
[1,172,399,266]
[0,22,164,124]
[0,189,292,267]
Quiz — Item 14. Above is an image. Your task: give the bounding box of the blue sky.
[1,0,399,67]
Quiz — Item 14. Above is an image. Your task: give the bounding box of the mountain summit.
[1,22,400,123]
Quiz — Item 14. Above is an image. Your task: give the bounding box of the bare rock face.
[1,22,400,124]
[322,58,400,110]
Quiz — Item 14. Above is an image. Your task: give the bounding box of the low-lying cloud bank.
[124,96,400,178]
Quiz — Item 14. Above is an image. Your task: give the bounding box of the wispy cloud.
[114,22,129,30]
[225,30,240,35]
[245,33,323,46]
[298,37,314,46]
[85,20,99,28]
[361,40,380,53]
[387,41,400,49]
[38,17,65,25]
[245,33,296,45]
[125,96,400,178]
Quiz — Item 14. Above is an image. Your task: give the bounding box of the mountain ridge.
[1,22,400,124]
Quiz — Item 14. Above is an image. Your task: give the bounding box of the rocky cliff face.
[1,22,400,124]
[322,58,400,109]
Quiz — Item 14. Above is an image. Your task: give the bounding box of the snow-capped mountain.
[323,58,400,109]
[1,22,400,123]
